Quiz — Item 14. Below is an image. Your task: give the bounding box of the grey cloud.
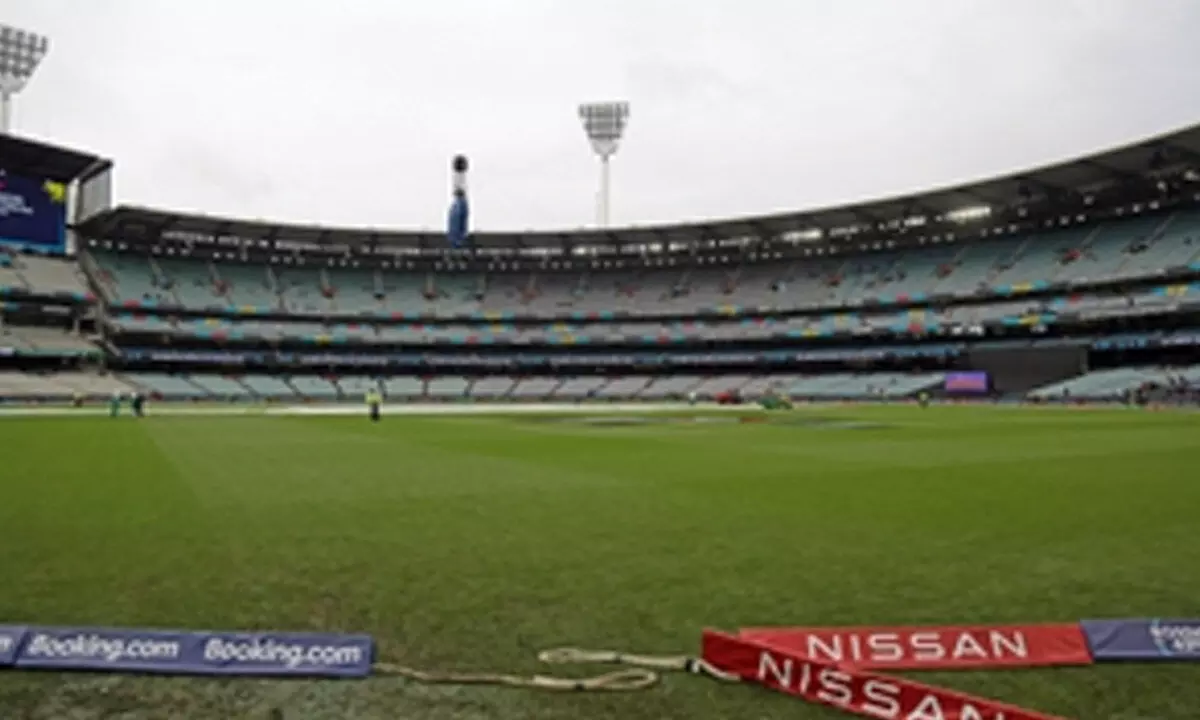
[6,0,1200,231]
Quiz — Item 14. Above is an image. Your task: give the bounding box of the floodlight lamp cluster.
[0,24,50,133]
[579,102,630,160]
[0,25,48,95]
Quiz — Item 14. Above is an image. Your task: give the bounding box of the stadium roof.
[77,121,1200,251]
[0,133,113,184]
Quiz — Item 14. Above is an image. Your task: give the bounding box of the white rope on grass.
[372,647,740,692]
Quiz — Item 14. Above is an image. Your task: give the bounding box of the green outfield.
[0,405,1197,719]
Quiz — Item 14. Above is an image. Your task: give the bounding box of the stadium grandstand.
[2,126,1199,407]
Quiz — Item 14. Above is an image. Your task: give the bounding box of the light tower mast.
[578,102,630,228]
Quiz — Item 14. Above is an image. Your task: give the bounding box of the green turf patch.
[524,413,743,426]
[765,414,893,430]
[0,407,1197,719]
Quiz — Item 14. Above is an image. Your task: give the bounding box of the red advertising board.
[703,630,1070,720]
[738,623,1092,670]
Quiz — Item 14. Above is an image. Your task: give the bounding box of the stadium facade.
[1,126,1198,405]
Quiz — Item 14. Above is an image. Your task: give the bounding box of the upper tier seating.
[0,326,98,353]
[106,278,1200,344]
[0,252,90,295]
[18,255,90,295]
[86,209,1200,317]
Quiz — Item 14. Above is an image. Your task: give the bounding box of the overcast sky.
[7,0,1200,232]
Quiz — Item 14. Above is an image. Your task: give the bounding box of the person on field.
[109,391,121,418]
[131,392,145,418]
[918,390,930,408]
[366,387,382,422]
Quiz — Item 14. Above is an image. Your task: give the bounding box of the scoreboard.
[0,169,67,253]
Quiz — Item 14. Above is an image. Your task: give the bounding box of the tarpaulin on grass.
[1082,618,1200,661]
[738,623,1093,670]
[0,624,373,678]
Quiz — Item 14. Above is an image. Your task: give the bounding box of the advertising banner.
[2,626,373,678]
[944,371,989,393]
[0,170,67,253]
[0,625,25,666]
[738,623,1093,670]
[703,630,1068,720]
[1082,619,1200,661]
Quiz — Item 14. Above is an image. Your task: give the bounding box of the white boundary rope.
[373,647,740,691]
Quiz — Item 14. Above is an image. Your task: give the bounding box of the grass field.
[0,404,1197,719]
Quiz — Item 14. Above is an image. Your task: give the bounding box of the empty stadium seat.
[552,377,606,399]
[509,377,561,399]
[427,376,469,399]
[789,372,944,399]
[241,375,298,399]
[288,376,339,399]
[470,376,515,399]
[382,376,425,398]
[639,375,703,399]
[188,375,253,398]
[17,255,89,295]
[595,376,651,398]
[337,376,382,400]
[127,374,207,398]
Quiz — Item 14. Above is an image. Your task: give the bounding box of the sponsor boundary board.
[0,625,372,678]
[1082,618,1200,661]
[703,630,1069,720]
[738,623,1093,671]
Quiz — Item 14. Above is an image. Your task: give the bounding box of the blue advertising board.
[0,624,374,678]
[0,169,67,253]
[1082,618,1200,661]
[0,625,25,666]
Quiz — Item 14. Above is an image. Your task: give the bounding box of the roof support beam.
[1155,140,1200,165]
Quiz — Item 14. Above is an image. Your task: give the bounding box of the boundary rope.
[372,647,740,692]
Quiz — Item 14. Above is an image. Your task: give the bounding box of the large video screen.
[944,371,990,394]
[0,169,67,253]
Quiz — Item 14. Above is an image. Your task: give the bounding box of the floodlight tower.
[578,102,629,228]
[0,24,50,134]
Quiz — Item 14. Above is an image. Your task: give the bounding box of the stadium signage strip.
[737,624,1093,670]
[1081,618,1200,661]
[0,625,373,678]
[703,630,1067,720]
